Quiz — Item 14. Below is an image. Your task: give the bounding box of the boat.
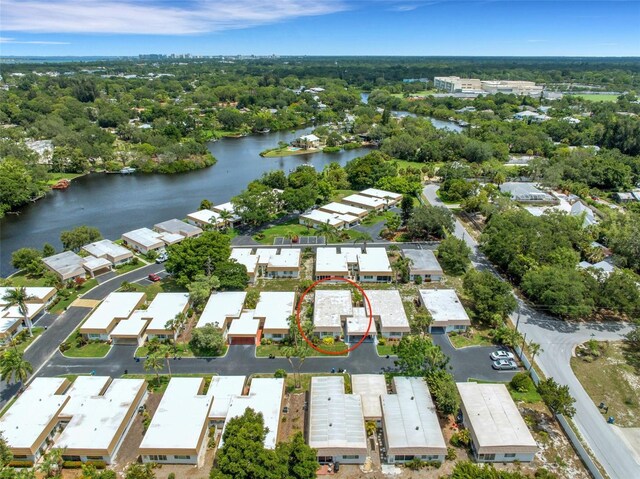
[120,167,136,174]
[256,128,271,134]
[52,179,70,190]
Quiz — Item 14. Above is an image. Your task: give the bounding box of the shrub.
[323,146,341,153]
[450,429,471,448]
[62,461,83,469]
[168,474,176,479]
[322,336,334,345]
[446,447,457,461]
[274,369,287,378]
[405,458,425,470]
[414,275,423,285]
[8,460,33,468]
[510,371,532,393]
[378,337,386,346]
[86,460,107,469]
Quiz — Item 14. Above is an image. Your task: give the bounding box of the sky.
[0,0,639,57]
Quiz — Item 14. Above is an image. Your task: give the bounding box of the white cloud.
[1,0,349,35]
[0,36,70,44]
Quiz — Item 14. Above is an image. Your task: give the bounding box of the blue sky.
[1,0,639,57]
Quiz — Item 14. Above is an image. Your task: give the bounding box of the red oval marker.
[296,276,373,355]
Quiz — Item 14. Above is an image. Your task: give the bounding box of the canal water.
[0,127,367,275]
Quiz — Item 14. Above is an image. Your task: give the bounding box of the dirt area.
[278,391,306,441]
[151,449,215,479]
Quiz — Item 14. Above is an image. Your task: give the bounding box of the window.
[342,455,360,460]
[478,453,496,461]
[174,455,191,460]
[317,456,333,464]
[87,456,103,461]
[271,334,283,339]
[62,456,81,462]
[504,453,516,458]
[395,455,414,461]
[362,275,373,279]
[148,455,167,461]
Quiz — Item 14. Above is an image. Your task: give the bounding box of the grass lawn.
[448,327,494,348]
[361,210,394,226]
[115,261,146,275]
[45,172,85,186]
[571,341,640,427]
[249,279,303,293]
[469,376,542,404]
[570,93,619,102]
[330,189,357,202]
[123,373,216,393]
[6,271,49,287]
[376,344,396,356]
[435,189,460,205]
[61,331,111,358]
[262,147,318,157]
[135,342,196,358]
[253,373,351,393]
[254,219,312,245]
[14,327,45,354]
[390,90,433,98]
[256,342,348,357]
[49,278,99,314]
[120,277,183,299]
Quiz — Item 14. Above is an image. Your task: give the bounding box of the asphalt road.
[423,183,640,478]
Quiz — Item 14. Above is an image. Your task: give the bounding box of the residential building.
[79,292,146,340]
[359,188,403,207]
[309,376,367,464]
[578,260,615,277]
[382,377,447,464]
[55,377,147,464]
[207,376,247,426]
[570,201,597,227]
[402,249,443,282]
[299,209,352,229]
[82,239,133,266]
[121,228,177,255]
[293,134,320,149]
[224,310,261,345]
[499,182,556,203]
[211,202,241,227]
[613,192,639,203]
[0,378,70,463]
[0,287,56,342]
[186,209,222,229]
[315,247,392,282]
[318,202,368,221]
[313,290,353,338]
[196,292,246,329]
[513,111,551,122]
[364,290,411,340]
[230,248,301,281]
[42,250,111,280]
[457,382,538,462]
[345,307,376,344]
[254,292,295,341]
[141,293,190,340]
[418,289,471,333]
[341,194,386,211]
[154,219,203,238]
[351,374,387,423]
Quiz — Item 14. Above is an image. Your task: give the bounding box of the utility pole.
[515,303,521,332]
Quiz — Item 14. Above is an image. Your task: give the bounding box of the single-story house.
[418,289,471,333]
[224,310,261,345]
[42,251,88,281]
[299,209,351,230]
[186,209,222,229]
[402,249,443,282]
[230,248,301,281]
[195,292,246,330]
[499,183,556,203]
[359,188,402,207]
[364,290,411,340]
[121,228,167,255]
[0,287,56,342]
[139,293,190,341]
[154,219,203,238]
[341,194,386,211]
[82,239,133,266]
[254,292,295,341]
[318,202,368,221]
[211,202,241,227]
[293,134,320,149]
[313,290,353,338]
[351,374,387,424]
[457,382,538,462]
[315,247,392,283]
[79,292,146,340]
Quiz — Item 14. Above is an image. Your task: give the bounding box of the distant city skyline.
[1,0,639,57]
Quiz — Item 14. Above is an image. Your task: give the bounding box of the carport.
[345,308,376,344]
[226,311,261,346]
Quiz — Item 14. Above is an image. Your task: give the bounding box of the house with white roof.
[309,376,367,464]
[457,382,538,462]
[313,290,353,338]
[212,202,241,227]
[121,228,179,255]
[0,287,57,342]
[186,209,222,229]
[341,193,386,211]
[224,310,261,345]
[42,250,112,281]
[207,376,247,425]
[382,377,447,464]
[402,249,443,282]
[254,292,295,341]
[196,292,246,329]
[56,376,147,464]
[359,188,402,207]
[293,134,320,149]
[499,182,555,203]
[300,209,353,230]
[315,247,392,282]
[230,248,301,281]
[79,292,146,340]
[364,290,410,340]
[318,202,368,221]
[140,293,190,341]
[351,374,387,423]
[0,378,70,463]
[419,289,471,333]
[82,239,133,266]
[154,219,203,238]
[220,378,285,450]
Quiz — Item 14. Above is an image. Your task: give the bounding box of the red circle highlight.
[296,276,373,355]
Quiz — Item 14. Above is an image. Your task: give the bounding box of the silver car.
[490,350,515,361]
[492,359,518,370]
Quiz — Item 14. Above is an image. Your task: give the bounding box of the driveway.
[423,183,640,478]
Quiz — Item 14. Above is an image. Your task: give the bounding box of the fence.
[514,346,605,479]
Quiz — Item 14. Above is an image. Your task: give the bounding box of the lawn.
[114,261,147,275]
[376,343,396,356]
[135,342,196,358]
[61,331,111,358]
[14,327,45,354]
[120,277,183,299]
[361,210,394,226]
[123,373,216,393]
[253,373,351,393]
[261,147,317,158]
[448,327,494,348]
[256,342,348,357]
[571,341,640,427]
[6,271,49,287]
[49,278,99,314]
[254,219,312,245]
[468,376,542,404]
[570,93,619,102]
[45,172,85,186]
[329,189,357,202]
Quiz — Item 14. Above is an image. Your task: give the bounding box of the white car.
[492,359,518,371]
[490,350,515,361]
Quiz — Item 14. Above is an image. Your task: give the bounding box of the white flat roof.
[346,307,373,336]
[122,228,165,248]
[140,378,211,452]
[80,292,145,332]
[196,292,246,329]
[227,310,260,337]
[419,289,470,325]
[154,219,202,236]
[360,188,402,201]
[212,202,237,215]
[42,251,85,278]
[144,293,189,332]
[230,249,259,275]
[266,249,301,269]
[342,194,385,209]
[187,209,221,225]
[82,239,132,260]
[158,232,184,244]
[254,292,295,331]
[364,290,410,332]
[319,202,367,217]
[82,256,112,271]
[301,209,344,227]
[207,376,246,419]
[230,248,300,273]
[110,310,149,337]
[382,378,445,454]
[221,378,284,450]
[314,290,353,330]
[351,374,387,419]
[0,378,69,452]
[56,377,146,454]
[315,247,348,274]
[309,376,367,451]
[402,249,443,275]
[357,248,391,274]
[457,382,537,450]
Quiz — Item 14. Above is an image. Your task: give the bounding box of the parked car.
[155,253,168,263]
[148,273,161,282]
[490,350,515,361]
[492,359,518,370]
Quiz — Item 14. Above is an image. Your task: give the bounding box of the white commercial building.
[351,374,387,423]
[79,292,146,340]
[457,382,538,463]
[196,292,246,329]
[434,76,482,93]
[382,377,446,464]
[402,249,443,282]
[254,292,296,341]
[309,376,367,464]
[419,289,471,333]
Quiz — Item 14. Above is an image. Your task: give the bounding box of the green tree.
[165,231,231,287]
[275,432,319,479]
[0,158,35,215]
[60,226,102,252]
[232,183,281,226]
[11,248,42,271]
[345,151,397,189]
[282,345,308,389]
[38,448,63,478]
[407,206,454,240]
[42,243,56,258]
[538,378,576,417]
[463,269,516,324]
[187,274,221,311]
[124,463,156,479]
[199,199,213,210]
[2,287,35,336]
[143,354,164,381]
[426,370,460,415]
[217,261,249,290]
[437,236,471,275]
[190,325,225,356]
[385,213,401,232]
[80,464,117,479]
[395,335,447,377]
[598,269,640,316]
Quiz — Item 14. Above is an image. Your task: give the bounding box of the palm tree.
[164,352,172,378]
[528,341,543,370]
[144,354,164,382]
[318,221,340,243]
[218,210,234,232]
[0,350,33,385]
[39,448,64,478]
[165,312,187,342]
[2,287,35,337]
[282,345,308,389]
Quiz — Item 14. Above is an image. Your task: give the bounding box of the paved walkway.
[423,183,640,478]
